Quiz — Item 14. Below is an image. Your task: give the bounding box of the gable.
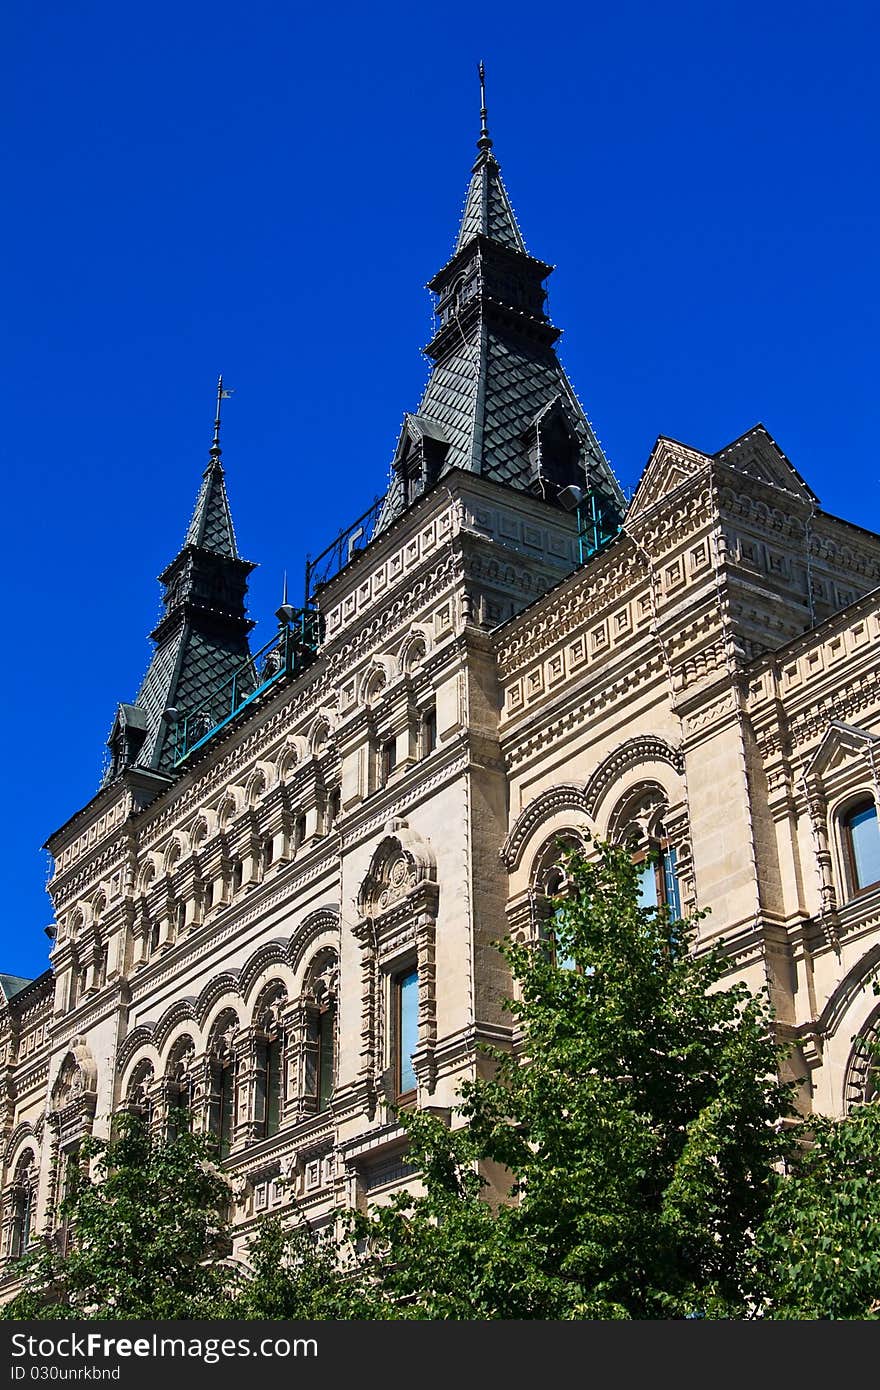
[627,436,713,519]
[713,424,818,502]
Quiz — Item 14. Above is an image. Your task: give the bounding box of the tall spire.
[454,63,526,255]
[103,381,255,783]
[184,377,239,556]
[376,77,623,534]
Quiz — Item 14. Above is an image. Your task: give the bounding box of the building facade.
[2,98,880,1285]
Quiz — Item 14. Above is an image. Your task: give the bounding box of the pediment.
[805,721,879,782]
[713,424,817,502]
[627,437,713,519]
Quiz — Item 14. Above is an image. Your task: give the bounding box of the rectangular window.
[848,803,880,891]
[265,1037,283,1137]
[381,739,397,785]
[635,845,681,916]
[318,1006,335,1112]
[217,1064,235,1159]
[395,968,419,1098]
[422,707,437,756]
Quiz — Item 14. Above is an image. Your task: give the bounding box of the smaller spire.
[477,61,492,158]
[210,374,234,465]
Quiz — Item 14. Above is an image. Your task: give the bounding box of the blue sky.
[2,1,878,979]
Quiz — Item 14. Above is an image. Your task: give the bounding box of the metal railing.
[304,496,385,604]
[172,607,322,766]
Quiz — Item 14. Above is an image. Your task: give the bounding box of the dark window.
[381,739,397,785]
[306,1003,336,1113]
[327,788,341,830]
[10,1159,36,1259]
[265,1034,283,1137]
[422,707,437,756]
[394,968,419,1100]
[232,860,244,893]
[262,836,274,871]
[844,800,880,893]
[295,813,307,847]
[215,1060,235,1159]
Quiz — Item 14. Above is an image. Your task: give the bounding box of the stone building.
[2,92,879,1284]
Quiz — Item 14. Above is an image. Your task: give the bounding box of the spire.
[477,60,492,155]
[103,381,255,784]
[454,63,526,256]
[375,77,624,535]
[183,377,239,555]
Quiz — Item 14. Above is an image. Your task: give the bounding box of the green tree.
[8,842,877,1320]
[756,1100,880,1319]
[350,840,796,1318]
[2,1113,234,1320]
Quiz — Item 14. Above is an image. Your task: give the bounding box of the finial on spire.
[477,61,493,156]
[210,375,234,462]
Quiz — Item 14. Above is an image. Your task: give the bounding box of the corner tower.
[377,65,624,533]
[103,380,256,782]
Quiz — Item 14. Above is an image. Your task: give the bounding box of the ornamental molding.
[357,821,438,921]
[128,852,339,1004]
[500,785,593,872]
[115,1025,158,1077]
[152,998,199,1053]
[49,1037,97,1112]
[340,748,470,852]
[3,1121,38,1168]
[815,943,880,1043]
[584,736,685,817]
[845,1006,880,1110]
[504,654,668,769]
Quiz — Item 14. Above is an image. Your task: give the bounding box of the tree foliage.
[344,840,796,1318]
[2,1115,233,1320]
[5,840,879,1320]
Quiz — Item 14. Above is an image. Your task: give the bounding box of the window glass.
[218,1063,234,1158]
[265,1036,283,1137]
[637,860,659,909]
[849,802,880,889]
[318,1005,335,1112]
[662,846,681,916]
[398,968,419,1095]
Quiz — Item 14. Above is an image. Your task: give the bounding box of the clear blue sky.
[2,1,878,980]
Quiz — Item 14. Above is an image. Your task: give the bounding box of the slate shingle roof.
[455,155,527,255]
[184,458,240,556]
[103,451,254,783]
[375,139,622,536]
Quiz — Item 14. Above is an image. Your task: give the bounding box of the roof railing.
[171,607,322,766]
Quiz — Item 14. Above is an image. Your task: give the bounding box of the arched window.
[609,784,682,918]
[9,1152,37,1260]
[166,1038,196,1139]
[531,833,584,969]
[632,825,681,917]
[126,1060,155,1129]
[208,1013,238,1159]
[842,798,880,895]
